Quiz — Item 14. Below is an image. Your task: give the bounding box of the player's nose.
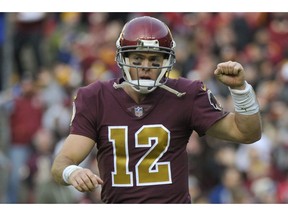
[140,59,151,70]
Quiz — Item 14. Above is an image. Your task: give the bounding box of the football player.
[51,16,262,203]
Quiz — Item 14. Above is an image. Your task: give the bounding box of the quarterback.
[51,16,262,203]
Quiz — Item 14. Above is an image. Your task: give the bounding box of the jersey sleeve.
[190,81,229,136]
[70,87,98,141]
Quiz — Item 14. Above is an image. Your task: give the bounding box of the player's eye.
[131,56,142,65]
[149,56,162,67]
[152,63,160,67]
[132,61,141,66]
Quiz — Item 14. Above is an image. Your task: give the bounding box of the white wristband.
[62,165,83,184]
[228,81,259,115]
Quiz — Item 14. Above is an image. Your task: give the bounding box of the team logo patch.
[134,106,144,117]
[207,90,222,111]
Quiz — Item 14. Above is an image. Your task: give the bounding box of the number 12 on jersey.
[108,125,172,187]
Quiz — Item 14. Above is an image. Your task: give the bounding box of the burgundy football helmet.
[115,16,176,94]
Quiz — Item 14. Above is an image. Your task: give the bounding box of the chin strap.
[159,84,186,97]
[113,81,186,97]
[113,81,128,90]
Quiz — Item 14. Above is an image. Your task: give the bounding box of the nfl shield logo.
[134,106,143,117]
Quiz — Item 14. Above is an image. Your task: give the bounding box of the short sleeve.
[191,81,228,136]
[70,87,97,141]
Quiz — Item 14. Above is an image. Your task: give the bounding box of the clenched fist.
[214,61,246,90]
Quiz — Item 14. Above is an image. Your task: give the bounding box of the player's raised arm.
[206,61,262,144]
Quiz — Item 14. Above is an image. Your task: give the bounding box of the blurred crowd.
[0,12,288,204]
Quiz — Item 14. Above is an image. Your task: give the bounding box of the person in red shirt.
[6,76,43,203]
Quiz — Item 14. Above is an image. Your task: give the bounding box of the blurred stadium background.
[0,12,288,203]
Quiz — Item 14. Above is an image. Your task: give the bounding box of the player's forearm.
[234,112,262,144]
[51,156,75,185]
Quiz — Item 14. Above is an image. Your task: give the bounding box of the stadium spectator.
[12,13,47,80]
[5,76,44,203]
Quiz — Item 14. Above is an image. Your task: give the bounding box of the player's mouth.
[139,76,151,80]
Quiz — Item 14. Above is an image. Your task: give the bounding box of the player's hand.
[214,61,246,90]
[68,168,103,192]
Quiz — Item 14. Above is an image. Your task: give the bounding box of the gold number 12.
[109,124,172,187]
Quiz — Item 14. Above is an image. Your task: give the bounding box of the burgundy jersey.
[70,77,228,203]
